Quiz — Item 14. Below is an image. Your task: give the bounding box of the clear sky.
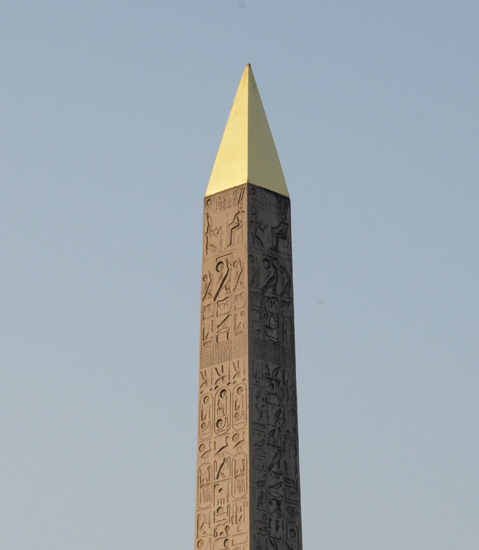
[1,1,478,548]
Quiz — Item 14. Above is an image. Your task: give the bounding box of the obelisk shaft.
[195,184,302,550]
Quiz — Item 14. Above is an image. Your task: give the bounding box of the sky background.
[1,1,478,549]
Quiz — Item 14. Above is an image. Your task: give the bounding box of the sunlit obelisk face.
[195,65,302,550]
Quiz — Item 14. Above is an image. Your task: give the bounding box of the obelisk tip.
[205,66,289,197]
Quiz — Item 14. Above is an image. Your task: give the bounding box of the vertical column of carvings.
[196,185,250,550]
[248,185,302,550]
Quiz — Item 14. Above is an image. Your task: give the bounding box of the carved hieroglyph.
[196,184,302,550]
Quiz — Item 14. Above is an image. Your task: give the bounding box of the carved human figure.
[227,208,245,246]
[270,209,289,252]
[205,213,222,254]
[250,212,267,248]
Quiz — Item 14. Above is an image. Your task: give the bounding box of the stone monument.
[195,65,302,550]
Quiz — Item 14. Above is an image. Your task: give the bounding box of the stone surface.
[195,183,302,550]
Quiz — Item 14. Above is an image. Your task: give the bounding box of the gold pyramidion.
[206,64,289,197]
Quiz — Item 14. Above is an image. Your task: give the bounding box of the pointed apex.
[205,65,289,197]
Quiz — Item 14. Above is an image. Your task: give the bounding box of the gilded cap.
[206,64,289,197]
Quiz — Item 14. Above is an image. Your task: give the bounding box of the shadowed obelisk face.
[195,66,302,550]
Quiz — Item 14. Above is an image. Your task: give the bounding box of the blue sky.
[1,1,478,548]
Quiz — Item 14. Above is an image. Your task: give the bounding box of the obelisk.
[195,65,302,550]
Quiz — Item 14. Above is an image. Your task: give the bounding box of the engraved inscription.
[197,184,302,550]
[196,359,249,549]
[248,186,302,550]
[201,187,247,364]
